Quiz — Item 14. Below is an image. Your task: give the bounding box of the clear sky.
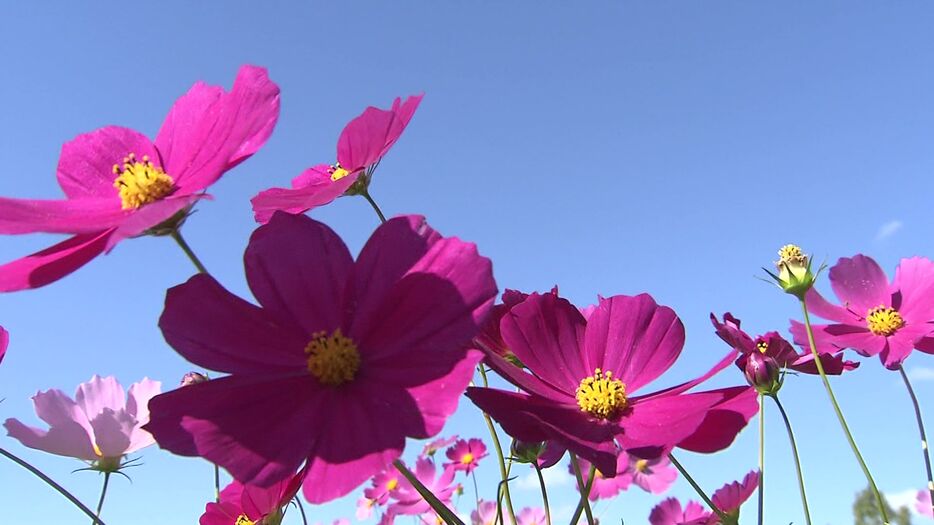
[1,2,933,523]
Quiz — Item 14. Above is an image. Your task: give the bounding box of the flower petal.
[710,313,756,355]
[829,255,890,313]
[676,386,757,453]
[617,391,723,458]
[0,197,126,234]
[0,230,114,292]
[125,378,161,452]
[3,418,98,460]
[337,95,423,171]
[250,165,357,224]
[244,213,353,338]
[75,376,126,420]
[89,408,134,458]
[893,257,934,321]
[803,288,855,323]
[0,326,8,365]
[159,274,307,374]
[57,126,159,200]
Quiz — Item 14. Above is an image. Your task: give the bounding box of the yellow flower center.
[236,516,255,525]
[576,368,627,419]
[866,305,904,336]
[756,341,768,354]
[634,459,649,473]
[777,244,806,265]
[461,452,474,465]
[328,163,351,182]
[304,329,360,386]
[386,478,398,491]
[112,153,174,210]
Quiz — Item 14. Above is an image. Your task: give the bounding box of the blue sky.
[1,1,934,523]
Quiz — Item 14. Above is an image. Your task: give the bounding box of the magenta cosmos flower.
[380,457,459,525]
[144,212,496,504]
[251,95,423,223]
[789,255,934,369]
[444,437,487,474]
[466,292,753,476]
[0,65,279,292]
[648,470,758,525]
[712,313,859,376]
[649,499,710,525]
[201,469,305,525]
[4,376,161,471]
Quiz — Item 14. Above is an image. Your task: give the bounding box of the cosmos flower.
[200,469,305,525]
[144,212,496,503]
[381,457,459,525]
[466,292,752,476]
[422,435,459,457]
[472,500,513,525]
[649,499,710,525]
[710,470,759,522]
[251,95,423,223]
[0,65,279,292]
[571,454,632,501]
[626,452,677,494]
[444,438,487,474]
[917,489,933,517]
[789,255,934,369]
[516,507,547,525]
[4,376,161,471]
[648,470,758,525]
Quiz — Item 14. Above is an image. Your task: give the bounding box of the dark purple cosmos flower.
[144,212,496,504]
[466,292,753,477]
[712,313,859,378]
[789,255,934,369]
[200,469,305,525]
[0,65,279,292]
[251,95,423,223]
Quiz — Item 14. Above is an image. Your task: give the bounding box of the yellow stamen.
[777,244,806,265]
[112,153,174,209]
[328,163,351,182]
[756,341,768,354]
[386,478,399,491]
[235,516,255,525]
[460,452,474,465]
[866,305,904,336]
[634,459,649,473]
[576,368,627,419]
[93,443,103,457]
[305,329,360,386]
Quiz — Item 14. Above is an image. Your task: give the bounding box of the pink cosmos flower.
[251,95,423,223]
[649,499,710,525]
[200,469,305,525]
[712,313,859,376]
[423,435,459,457]
[444,438,488,474]
[625,452,677,494]
[648,471,758,525]
[466,292,753,476]
[571,454,632,501]
[143,212,496,504]
[0,325,7,365]
[381,457,459,525]
[789,255,934,369]
[516,507,547,525]
[710,470,759,522]
[365,467,404,506]
[0,66,279,292]
[472,500,512,525]
[918,489,933,517]
[4,376,161,470]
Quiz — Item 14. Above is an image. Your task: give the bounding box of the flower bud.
[180,371,209,387]
[510,439,546,464]
[765,244,816,299]
[744,353,781,395]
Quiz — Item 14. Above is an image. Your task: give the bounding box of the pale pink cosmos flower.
[918,489,933,517]
[380,457,459,525]
[444,438,488,474]
[4,376,160,470]
[472,500,514,525]
[251,95,423,223]
[516,507,547,525]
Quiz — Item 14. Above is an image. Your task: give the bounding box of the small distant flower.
[180,371,209,387]
[648,471,758,525]
[0,325,7,365]
[570,454,631,501]
[357,497,377,521]
[365,468,403,505]
[649,498,710,525]
[200,468,305,525]
[251,95,423,223]
[382,457,459,524]
[472,500,511,525]
[516,507,546,525]
[4,375,161,472]
[444,438,487,474]
[0,66,279,292]
[422,435,459,457]
[764,244,816,298]
[917,489,933,517]
[789,255,934,369]
[144,213,495,503]
[710,470,759,523]
[626,452,677,494]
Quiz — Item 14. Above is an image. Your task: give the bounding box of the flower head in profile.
[200,468,305,525]
[710,470,759,523]
[648,470,758,525]
[251,95,423,223]
[4,376,161,472]
[144,213,496,503]
[0,66,279,292]
[789,255,934,369]
[444,438,487,474]
[467,292,755,476]
[764,244,817,298]
[917,489,933,517]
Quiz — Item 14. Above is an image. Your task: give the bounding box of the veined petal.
[125,378,161,452]
[0,230,114,292]
[829,255,890,313]
[250,165,357,224]
[0,197,126,234]
[617,391,722,458]
[89,408,134,458]
[4,418,99,461]
[75,376,126,420]
[803,288,854,323]
[57,126,159,200]
[893,257,934,321]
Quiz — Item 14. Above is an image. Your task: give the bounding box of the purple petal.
[617,391,723,457]
[710,313,756,354]
[481,350,572,403]
[89,408,134,458]
[829,255,891,313]
[0,197,127,235]
[56,126,159,200]
[250,165,357,224]
[676,386,757,453]
[880,323,934,369]
[894,257,934,321]
[337,95,423,171]
[0,229,114,292]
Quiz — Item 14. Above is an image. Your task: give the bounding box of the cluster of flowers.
[0,64,932,524]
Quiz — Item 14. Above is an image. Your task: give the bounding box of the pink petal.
[0,326,8,365]
[56,126,159,200]
[617,391,722,458]
[880,323,934,369]
[829,255,891,313]
[787,351,859,375]
[710,313,757,354]
[89,408,134,458]
[482,350,571,403]
[3,418,99,461]
[916,336,934,355]
[244,213,353,337]
[711,470,759,512]
[200,501,244,525]
[634,348,738,402]
[159,274,307,374]
[894,257,934,321]
[125,378,161,452]
[250,165,358,223]
[0,197,127,234]
[676,386,757,453]
[156,65,281,193]
[0,229,114,292]
[109,194,202,244]
[803,288,857,323]
[585,294,684,394]
[336,95,423,171]
[75,376,126,420]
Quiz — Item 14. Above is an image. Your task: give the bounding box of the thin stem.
[771,395,812,525]
[361,190,387,224]
[757,393,764,525]
[478,366,517,525]
[0,447,104,524]
[169,229,208,274]
[668,453,729,523]
[471,470,481,512]
[214,464,221,502]
[568,454,595,525]
[532,462,552,525]
[295,496,309,525]
[93,472,111,525]
[898,365,934,515]
[799,299,889,524]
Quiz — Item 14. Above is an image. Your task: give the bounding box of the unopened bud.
[744,353,781,395]
[765,244,816,299]
[510,440,546,464]
[180,372,209,387]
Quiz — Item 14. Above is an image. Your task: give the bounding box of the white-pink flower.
[4,375,161,470]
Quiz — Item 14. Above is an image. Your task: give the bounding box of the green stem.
[0,447,104,524]
[898,365,934,515]
[169,229,208,274]
[294,496,309,525]
[361,190,387,224]
[532,462,552,525]
[757,394,764,525]
[799,299,889,524]
[214,464,221,502]
[568,454,595,525]
[93,472,110,525]
[770,395,812,525]
[668,453,729,523]
[471,470,481,512]
[478,366,517,525]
